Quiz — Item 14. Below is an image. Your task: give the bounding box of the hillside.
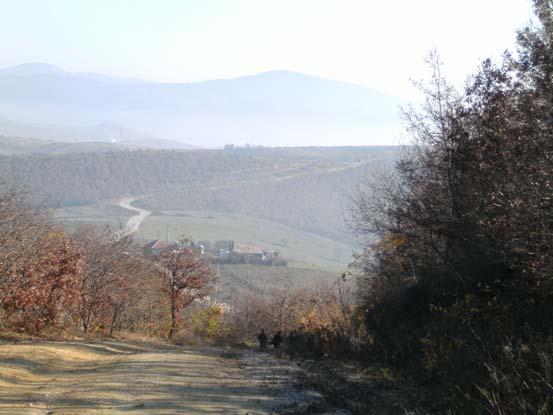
[137,161,369,242]
[0,135,139,155]
[2,146,398,247]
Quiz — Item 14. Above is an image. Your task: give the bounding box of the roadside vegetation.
[0,188,215,339]
[273,1,553,413]
[0,185,343,346]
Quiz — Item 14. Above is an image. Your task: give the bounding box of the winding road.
[117,197,151,238]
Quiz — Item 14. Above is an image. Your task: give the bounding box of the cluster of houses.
[143,239,286,267]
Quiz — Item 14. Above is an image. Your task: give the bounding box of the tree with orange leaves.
[2,226,83,334]
[157,242,215,338]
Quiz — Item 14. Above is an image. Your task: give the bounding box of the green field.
[53,202,356,271]
[214,263,341,301]
[138,210,355,271]
[53,203,132,231]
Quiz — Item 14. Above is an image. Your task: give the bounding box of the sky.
[0,0,534,100]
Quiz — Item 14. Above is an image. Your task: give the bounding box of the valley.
[31,145,399,273]
[0,1,547,412]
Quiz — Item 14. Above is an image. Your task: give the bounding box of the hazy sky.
[0,0,534,98]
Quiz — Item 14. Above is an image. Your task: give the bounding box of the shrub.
[189,304,224,342]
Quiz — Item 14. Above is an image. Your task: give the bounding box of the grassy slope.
[53,203,132,231]
[139,210,354,271]
[214,263,341,301]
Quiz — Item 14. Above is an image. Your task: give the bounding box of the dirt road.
[0,340,321,415]
[116,197,150,237]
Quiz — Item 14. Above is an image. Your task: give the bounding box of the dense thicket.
[351,1,553,412]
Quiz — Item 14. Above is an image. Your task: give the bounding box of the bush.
[189,304,224,342]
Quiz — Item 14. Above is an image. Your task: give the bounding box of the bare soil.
[0,340,324,415]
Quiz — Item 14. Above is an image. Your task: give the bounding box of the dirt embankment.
[0,340,327,415]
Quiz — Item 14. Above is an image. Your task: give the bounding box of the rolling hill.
[0,63,402,147]
[1,146,399,249]
[0,135,138,155]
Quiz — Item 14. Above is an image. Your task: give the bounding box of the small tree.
[73,226,138,335]
[158,243,215,339]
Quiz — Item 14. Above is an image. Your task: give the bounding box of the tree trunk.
[82,311,91,335]
[169,291,178,339]
[109,303,123,337]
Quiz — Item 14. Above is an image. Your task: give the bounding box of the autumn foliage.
[156,244,215,338]
[2,226,82,334]
[0,187,215,339]
[217,281,365,355]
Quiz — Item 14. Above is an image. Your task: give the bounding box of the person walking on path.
[271,331,283,349]
[258,328,268,350]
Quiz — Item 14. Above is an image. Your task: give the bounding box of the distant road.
[117,197,150,237]
[115,159,370,238]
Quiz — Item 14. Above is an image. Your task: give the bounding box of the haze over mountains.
[0,63,401,148]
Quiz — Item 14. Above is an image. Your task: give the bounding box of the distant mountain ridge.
[0,63,144,83]
[0,63,402,147]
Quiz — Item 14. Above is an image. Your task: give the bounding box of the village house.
[143,239,170,255]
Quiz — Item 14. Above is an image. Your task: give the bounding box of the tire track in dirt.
[0,340,323,415]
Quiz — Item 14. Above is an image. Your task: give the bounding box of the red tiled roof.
[144,239,169,250]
